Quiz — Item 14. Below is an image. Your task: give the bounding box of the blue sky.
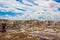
[54,0,60,3]
[0,0,60,21]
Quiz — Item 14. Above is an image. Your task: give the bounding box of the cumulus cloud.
[0,0,60,21]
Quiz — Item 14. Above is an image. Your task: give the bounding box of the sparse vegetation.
[0,19,60,40]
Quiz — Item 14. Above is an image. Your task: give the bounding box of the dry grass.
[0,26,60,40]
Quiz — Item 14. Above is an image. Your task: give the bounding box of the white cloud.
[0,0,60,21]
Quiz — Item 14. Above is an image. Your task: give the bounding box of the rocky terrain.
[0,19,60,40]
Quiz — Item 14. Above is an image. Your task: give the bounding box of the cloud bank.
[0,0,60,21]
